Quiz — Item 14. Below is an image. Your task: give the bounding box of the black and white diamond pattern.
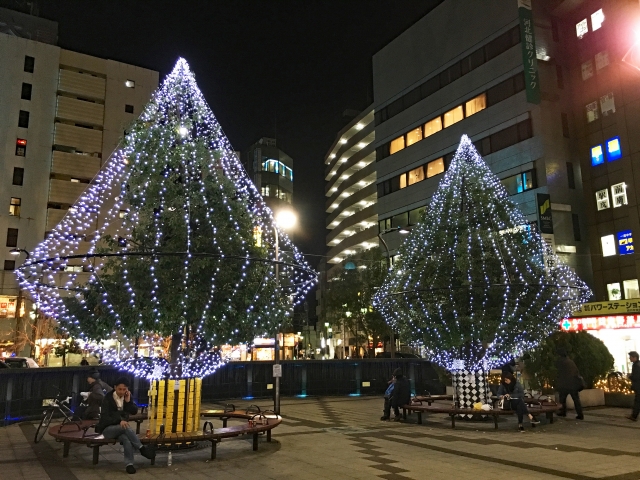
[452,369,489,418]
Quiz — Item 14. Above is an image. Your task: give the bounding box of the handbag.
[498,397,506,410]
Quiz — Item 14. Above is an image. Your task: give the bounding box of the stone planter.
[556,388,604,409]
[604,392,635,408]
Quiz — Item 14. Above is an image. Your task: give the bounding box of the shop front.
[561,300,640,373]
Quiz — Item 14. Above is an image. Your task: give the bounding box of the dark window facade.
[6,228,18,247]
[378,72,525,160]
[12,167,24,186]
[556,65,564,89]
[24,56,35,73]
[18,110,30,128]
[374,25,520,126]
[572,214,581,241]
[561,113,570,138]
[3,260,15,271]
[567,162,576,189]
[125,104,134,114]
[501,169,537,195]
[21,82,32,100]
[377,118,534,199]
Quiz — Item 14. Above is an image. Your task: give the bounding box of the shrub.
[523,331,614,390]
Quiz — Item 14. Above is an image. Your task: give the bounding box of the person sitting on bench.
[381,368,411,421]
[496,372,540,432]
[95,377,155,474]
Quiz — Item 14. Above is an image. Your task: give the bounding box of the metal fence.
[0,359,442,426]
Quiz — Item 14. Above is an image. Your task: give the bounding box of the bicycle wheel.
[34,409,54,443]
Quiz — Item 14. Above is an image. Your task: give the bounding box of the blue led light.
[591,144,604,166]
[606,136,622,161]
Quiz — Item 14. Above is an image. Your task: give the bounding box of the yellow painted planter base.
[148,378,202,434]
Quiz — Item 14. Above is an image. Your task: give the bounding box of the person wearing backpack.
[626,351,640,421]
[555,348,584,420]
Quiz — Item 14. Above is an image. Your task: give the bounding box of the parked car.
[3,357,39,368]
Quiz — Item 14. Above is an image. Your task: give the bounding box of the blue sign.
[591,145,604,166]
[617,230,634,255]
[607,136,622,161]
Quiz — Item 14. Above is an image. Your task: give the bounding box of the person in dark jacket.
[381,368,411,421]
[555,348,584,419]
[627,351,640,421]
[95,377,154,474]
[82,370,112,419]
[496,372,539,431]
[80,357,90,366]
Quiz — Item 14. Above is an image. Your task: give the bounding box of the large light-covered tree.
[18,59,316,379]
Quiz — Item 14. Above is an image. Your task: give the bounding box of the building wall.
[244,137,294,212]
[0,32,158,354]
[559,0,640,301]
[371,0,593,285]
[324,108,376,267]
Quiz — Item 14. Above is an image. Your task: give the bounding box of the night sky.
[38,0,442,267]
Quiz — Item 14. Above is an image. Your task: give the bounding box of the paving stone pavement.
[3,396,640,480]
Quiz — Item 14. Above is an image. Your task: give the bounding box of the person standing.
[555,349,584,420]
[80,357,90,366]
[95,377,155,474]
[627,351,640,421]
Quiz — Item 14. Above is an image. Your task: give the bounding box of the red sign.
[561,315,640,331]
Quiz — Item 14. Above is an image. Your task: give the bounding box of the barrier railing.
[0,359,442,426]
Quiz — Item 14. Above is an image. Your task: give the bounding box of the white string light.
[17,58,317,379]
[373,135,590,371]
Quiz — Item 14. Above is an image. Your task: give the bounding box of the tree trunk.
[170,332,182,377]
[451,369,490,418]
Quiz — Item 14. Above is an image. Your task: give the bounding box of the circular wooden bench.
[402,402,560,429]
[48,407,281,465]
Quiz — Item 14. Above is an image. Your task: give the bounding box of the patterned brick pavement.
[3,396,640,479]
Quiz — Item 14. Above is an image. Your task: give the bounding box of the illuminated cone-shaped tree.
[374,135,589,410]
[18,59,316,387]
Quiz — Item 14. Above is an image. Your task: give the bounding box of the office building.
[0,29,158,357]
[244,137,294,213]
[324,108,376,269]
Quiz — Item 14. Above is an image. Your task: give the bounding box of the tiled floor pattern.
[3,396,640,479]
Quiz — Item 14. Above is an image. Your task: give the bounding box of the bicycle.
[34,389,78,443]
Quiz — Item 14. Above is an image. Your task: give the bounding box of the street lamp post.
[273,209,297,415]
[377,227,410,359]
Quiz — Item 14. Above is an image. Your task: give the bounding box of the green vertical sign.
[518,0,541,104]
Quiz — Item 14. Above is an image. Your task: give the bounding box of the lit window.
[522,171,535,191]
[624,279,640,299]
[618,230,634,255]
[591,145,604,166]
[600,92,615,116]
[9,197,21,216]
[591,9,605,31]
[465,93,486,117]
[611,183,627,207]
[64,265,83,273]
[595,188,610,210]
[581,60,594,80]
[595,51,609,71]
[70,178,80,183]
[606,136,622,161]
[389,136,405,155]
[119,210,128,218]
[601,234,616,257]
[443,106,464,128]
[15,138,27,156]
[399,174,407,189]
[125,80,135,88]
[406,127,422,147]
[607,282,622,300]
[424,117,442,138]
[576,18,588,38]
[586,101,599,122]
[407,166,425,186]
[426,158,445,178]
[261,185,270,197]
